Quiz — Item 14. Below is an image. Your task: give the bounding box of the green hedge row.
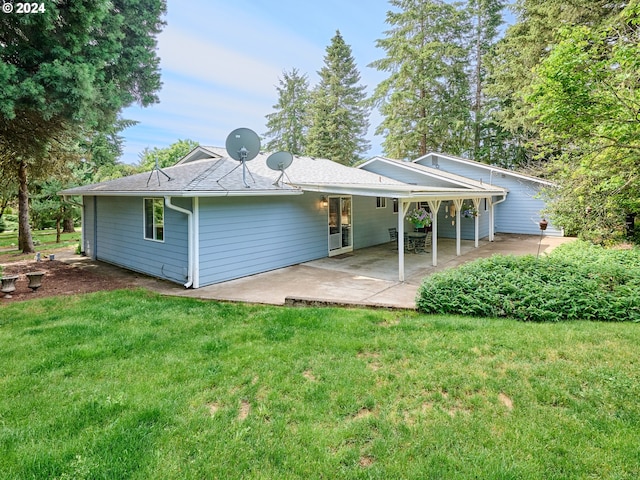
[416,241,640,322]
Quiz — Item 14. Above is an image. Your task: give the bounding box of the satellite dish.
[266,151,294,186]
[266,151,293,171]
[223,128,261,188]
[225,128,260,162]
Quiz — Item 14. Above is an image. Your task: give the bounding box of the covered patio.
[165,234,575,309]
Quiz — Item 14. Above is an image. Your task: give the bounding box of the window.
[393,198,399,214]
[144,198,164,241]
[376,197,387,209]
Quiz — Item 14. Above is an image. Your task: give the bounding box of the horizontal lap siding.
[353,196,399,248]
[95,196,189,284]
[198,195,327,286]
[436,205,490,240]
[417,156,563,236]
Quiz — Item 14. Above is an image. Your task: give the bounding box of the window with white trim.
[144,198,164,241]
[376,197,387,209]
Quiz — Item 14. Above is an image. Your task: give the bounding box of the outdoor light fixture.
[320,196,328,208]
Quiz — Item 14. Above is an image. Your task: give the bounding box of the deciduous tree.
[137,139,200,170]
[528,2,640,241]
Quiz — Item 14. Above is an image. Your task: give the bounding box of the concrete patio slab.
[162,233,575,309]
[53,233,575,309]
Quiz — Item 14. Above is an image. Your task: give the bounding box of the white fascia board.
[363,156,493,190]
[416,152,556,186]
[294,183,506,199]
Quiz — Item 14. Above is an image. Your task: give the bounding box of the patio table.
[407,232,427,254]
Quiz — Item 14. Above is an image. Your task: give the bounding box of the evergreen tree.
[467,0,505,163]
[370,0,472,160]
[0,0,166,253]
[263,69,311,155]
[307,31,370,166]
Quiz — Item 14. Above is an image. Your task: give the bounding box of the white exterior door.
[328,196,353,256]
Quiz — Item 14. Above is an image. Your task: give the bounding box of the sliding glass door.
[328,196,352,256]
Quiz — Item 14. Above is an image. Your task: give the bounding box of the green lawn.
[1,290,639,479]
[0,229,80,258]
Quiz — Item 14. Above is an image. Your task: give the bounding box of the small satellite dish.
[225,128,260,162]
[266,151,293,171]
[222,128,261,188]
[266,151,294,186]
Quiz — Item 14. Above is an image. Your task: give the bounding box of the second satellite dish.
[266,151,293,171]
[267,151,294,187]
[225,128,260,162]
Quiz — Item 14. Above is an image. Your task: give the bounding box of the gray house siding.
[93,196,189,284]
[435,201,491,240]
[198,194,327,286]
[352,196,399,249]
[416,155,563,236]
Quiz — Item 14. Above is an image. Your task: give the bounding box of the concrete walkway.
[148,233,575,310]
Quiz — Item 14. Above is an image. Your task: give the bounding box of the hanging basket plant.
[461,202,478,218]
[406,207,432,228]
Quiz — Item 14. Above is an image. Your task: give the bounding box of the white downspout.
[165,196,194,288]
[489,194,507,241]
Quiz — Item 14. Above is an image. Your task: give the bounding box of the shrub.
[416,241,640,322]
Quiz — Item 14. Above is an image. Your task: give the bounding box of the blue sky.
[119,0,393,164]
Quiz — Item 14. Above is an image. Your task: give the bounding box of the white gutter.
[164,196,194,288]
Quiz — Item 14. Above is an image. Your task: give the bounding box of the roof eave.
[58,189,303,198]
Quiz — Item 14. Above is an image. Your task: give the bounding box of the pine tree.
[370,0,472,160]
[307,31,370,166]
[467,0,505,163]
[263,69,311,155]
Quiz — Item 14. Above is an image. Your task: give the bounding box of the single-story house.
[60,147,561,288]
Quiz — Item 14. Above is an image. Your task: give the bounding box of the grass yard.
[1,290,639,479]
[0,229,80,259]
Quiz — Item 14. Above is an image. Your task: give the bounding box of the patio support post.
[398,200,411,282]
[472,198,481,248]
[427,200,441,267]
[453,199,464,256]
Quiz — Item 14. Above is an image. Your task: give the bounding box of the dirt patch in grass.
[238,400,251,421]
[0,259,135,303]
[0,249,162,304]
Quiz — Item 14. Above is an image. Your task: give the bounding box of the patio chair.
[403,233,415,253]
[388,228,398,247]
